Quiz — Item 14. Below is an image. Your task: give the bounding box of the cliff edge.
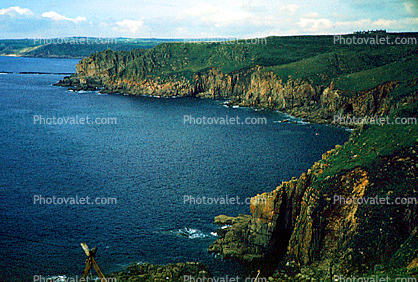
[57,34,418,125]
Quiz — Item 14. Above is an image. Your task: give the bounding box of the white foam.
[47,276,67,282]
[177,227,208,239]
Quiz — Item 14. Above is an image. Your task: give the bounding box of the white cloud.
[0,6,33,16]
[115,19,144,33]
[179,3,253,27]
[280,4,300,14]
[298,18,333,32]
[1,0,417,39]
[297,17,400,34]
[372,19,398,27]
[42,11,86,23]
[333,17,418,32]
[404,1,417,15]
[336,19,372,27]
[296,16,418,34]
[305,12,319,18]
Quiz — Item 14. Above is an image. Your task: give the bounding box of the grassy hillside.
[95,33,418,95]
[0,38,178,58]
[318,103,418,183]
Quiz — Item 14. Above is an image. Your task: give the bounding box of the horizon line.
[2,31,418,41]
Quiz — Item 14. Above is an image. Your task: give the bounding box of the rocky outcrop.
[208,154,323,266]
[109,261,211,282]
[209,128,418,276]
[56,46,418,125]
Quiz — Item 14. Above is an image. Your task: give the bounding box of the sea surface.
[0,56,351,281]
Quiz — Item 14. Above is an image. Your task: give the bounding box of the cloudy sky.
[0,0,417,39]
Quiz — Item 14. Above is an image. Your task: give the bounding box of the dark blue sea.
[0,56,350,281]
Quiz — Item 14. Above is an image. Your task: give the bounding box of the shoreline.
[65,86,358,131]
[0,54,85,59]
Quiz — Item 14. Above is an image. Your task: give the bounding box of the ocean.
[0,56,350,281]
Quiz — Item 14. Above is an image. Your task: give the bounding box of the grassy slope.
[103,34,418,101]
[310,100,418,276]
[320,118,418,183]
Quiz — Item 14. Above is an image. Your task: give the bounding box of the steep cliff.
[283,105,418,280]
[209,120,418,280]
[57,35,418,125]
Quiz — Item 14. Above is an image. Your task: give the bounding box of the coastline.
[1,54,86,59]
[51,40,418,280]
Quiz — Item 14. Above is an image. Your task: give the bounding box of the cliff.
[55,34,418,280]
[57,34,418,125]
[210,122,418,280]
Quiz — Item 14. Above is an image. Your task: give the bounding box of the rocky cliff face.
[209,128,418,278]
[57,51,418,125]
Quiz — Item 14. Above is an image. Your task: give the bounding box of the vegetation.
[74,33,418,96]
[0,38,178,58]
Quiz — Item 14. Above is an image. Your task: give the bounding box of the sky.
[0,0,417,39]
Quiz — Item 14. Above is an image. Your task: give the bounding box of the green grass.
[335,59,418,94]
[306,101,418,276]
[85,33,418,103]
[317,122,418,184]
[0,38,177,58]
